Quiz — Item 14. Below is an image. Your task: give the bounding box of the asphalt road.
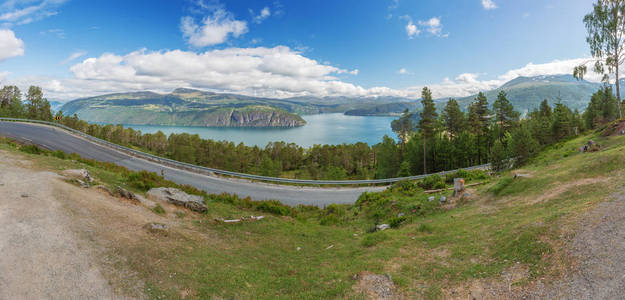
[0,122,386,206]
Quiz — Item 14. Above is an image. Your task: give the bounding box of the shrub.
[361,231,389,247]
[445,169,471,183]
[388,216,407,228]
[418,174,445,190]
[51,150,67,159]
[19,144,45,155]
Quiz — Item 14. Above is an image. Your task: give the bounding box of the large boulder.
[146,187,207,213]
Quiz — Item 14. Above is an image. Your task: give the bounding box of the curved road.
[0,122,386,206]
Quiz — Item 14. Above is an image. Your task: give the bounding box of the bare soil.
[0,151,120,299]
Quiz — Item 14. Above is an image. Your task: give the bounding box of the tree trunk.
[423,134,427,174]
[617,63,623,119]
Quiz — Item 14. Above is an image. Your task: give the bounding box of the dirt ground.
[0,152,121,299]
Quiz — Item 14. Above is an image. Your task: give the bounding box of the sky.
[0,0,598,101]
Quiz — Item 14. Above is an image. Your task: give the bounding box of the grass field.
[1,130,622,299]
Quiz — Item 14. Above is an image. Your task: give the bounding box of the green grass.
[1,131,623,298]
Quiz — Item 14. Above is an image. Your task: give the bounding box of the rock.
[147,187,207,213]
[439,196,447,203]
[94,185,114,196]
[116,186,137,201]
[136,195,157,209]
[144,222,168,235]
[353,272,397,299]
[428,196,435,202]
[21,194,28,198]
[376,224,390,231]
[461,192,472,200]
[60,169,93,183]
[397,213,405,217]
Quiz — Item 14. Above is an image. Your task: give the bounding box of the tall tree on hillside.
[468,92,490,164]
[25,86,52,121]
[574,0,625,118]
[418,87,438,174]
[391,109,414,156]
[584,85,619,128]
[492,90,519,142]
[441,98,465,139]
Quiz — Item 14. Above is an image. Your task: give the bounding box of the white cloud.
[405,21,420,38]
[0,29,24,62]
[3,50,605,102]
[0,0,67,26]
[59,50,87,65]
[181,8,248,47]
[251,6,271,24]
[481,0,497,10]
[418,17,442,36]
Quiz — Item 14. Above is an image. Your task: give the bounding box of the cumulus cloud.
[0,29,24,62]
[2,50,605,102]
[181,8,248,47]
[405,21,419,38]
[0,0,67,26]
[418,17,442,36]
[481,0,497,10]
[251,7,271,24]
[59,50,87,65]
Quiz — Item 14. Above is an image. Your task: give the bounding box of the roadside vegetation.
[2,83,617,182]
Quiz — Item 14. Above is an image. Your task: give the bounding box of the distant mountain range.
[343,75,612,116]
[59,74,612,127]
[60,88,410,127]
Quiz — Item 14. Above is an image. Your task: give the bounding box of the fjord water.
[124,113,396,148]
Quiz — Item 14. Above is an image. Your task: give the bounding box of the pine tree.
[441,98,465,139]
[492,90,519,142]
[468,92,490,164]
[419,87,438,174]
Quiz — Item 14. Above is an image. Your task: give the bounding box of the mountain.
[60,89,308,127]
[451,75,603,113]
[344,101,419,116]
[345,75,607,117]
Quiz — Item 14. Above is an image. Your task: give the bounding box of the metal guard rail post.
[0,118,491,185]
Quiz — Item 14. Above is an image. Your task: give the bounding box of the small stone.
[21,194,28,198]
[144,222,168,235]
[116,186,137,201]
[397,213,405,217]
[439,196,447,203]
[428,196,435,202]
[296,247,301,251]
[376,224,390,231]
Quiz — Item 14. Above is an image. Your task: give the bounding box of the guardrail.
[0,118,491,185]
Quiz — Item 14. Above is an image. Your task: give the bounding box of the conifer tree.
[419,87,438,174]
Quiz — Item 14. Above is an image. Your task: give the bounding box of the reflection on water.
[122,113,397,148]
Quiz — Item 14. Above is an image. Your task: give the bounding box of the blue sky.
[0,0,596,100]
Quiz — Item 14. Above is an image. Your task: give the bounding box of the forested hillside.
[0,83,619,181]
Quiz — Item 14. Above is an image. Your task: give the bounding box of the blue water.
[122,113,397,148]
